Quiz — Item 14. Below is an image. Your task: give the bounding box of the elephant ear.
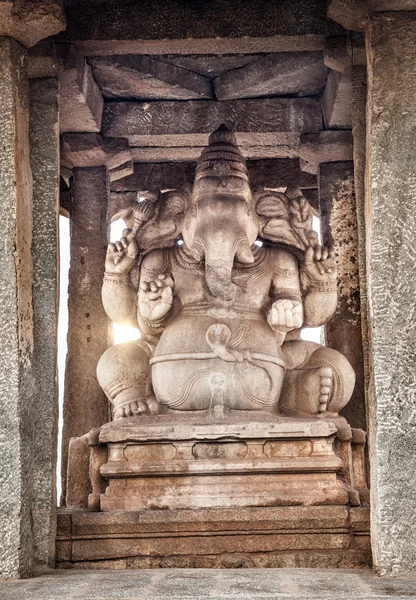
[139,189,191,255]
[254,187,318,255]
[109,188,191,256]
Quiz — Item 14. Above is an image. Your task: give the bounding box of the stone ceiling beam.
[322,70,353,129]
[328,0,416,31]
[214,52,328,101]
[0,0,66,47]
[115,159,316,191]
[299,130,353,174]
[61,133,133,181]
[70,36,326,58]
[27,39,59,79]
[89,55,213,100]
[324,36,350,72]
[102,98,323,147]
[130,142,300,163]
[59,45,103,133]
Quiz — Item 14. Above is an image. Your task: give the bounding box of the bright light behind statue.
[111,219,141,344]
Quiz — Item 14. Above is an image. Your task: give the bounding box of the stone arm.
[268,249,304,336]
[137,249,174,336]
[102,234,140,328]
[302,244,338,327]
[102,273,138,328]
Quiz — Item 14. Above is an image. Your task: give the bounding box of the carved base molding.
[56,505,371,569]
[99,418,350,511]
[62,415,370,567]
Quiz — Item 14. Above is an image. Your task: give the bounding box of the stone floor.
[0,569,416,600]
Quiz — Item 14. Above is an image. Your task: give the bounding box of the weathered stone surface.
[0,0,65,47]
[299,130,353,174]
[365,12,416,576]
[61,0,343,42]
[59,50,103,133]
[66,435,91,509]
[214,52,328,100]
[102,98,323,146]
[89,55,213,100]
[319,162,366,430]
[61,167,111,503]
[0,37,34,579]
[29,77,59,568]
[110,159,316,195]
[322,69,353,129]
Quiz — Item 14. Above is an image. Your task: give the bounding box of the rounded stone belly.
[151,315,285,411]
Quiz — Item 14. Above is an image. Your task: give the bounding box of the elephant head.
[181,125,259,302]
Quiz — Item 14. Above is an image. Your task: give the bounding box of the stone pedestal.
[99,417,348,511]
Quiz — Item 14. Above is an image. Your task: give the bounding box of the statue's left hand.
[302,244,337,282]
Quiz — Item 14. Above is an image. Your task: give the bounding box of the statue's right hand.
[138,274,174,324]
[105,233,139,275]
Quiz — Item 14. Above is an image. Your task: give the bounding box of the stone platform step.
[1,568,416,599]
[56,506,371,569]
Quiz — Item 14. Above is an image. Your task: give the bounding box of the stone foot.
[291,365,335,416]
[113,389,163,420]
[317,366,333,413]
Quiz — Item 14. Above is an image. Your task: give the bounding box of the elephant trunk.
[194,236,254,302]
[205,256,238,302]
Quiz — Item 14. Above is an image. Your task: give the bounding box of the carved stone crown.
[192,125,252,203]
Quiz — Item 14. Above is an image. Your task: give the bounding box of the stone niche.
[60,126,370,569]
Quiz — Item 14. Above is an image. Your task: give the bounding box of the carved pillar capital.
[0,0,66,47]
[61,133,134,182]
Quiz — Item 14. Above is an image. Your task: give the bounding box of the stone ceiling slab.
[102,98,323,146]
[60,0,343,41]
[214,52,329,100]
[89,55,213,100]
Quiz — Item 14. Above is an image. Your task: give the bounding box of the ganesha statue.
[97,125,355,421]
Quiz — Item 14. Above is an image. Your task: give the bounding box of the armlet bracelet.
[308,279,337,293]
[103,272,131,285]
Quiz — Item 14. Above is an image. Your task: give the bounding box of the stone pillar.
[365,11,416,576]
[29,77,60,567]
[59,135,133,502]
[351,61,370,418]
[0,35,35,580]
[0,38,34,577]
[0,1,65,580]
[319,162,366,430]
[61,166,111,502]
